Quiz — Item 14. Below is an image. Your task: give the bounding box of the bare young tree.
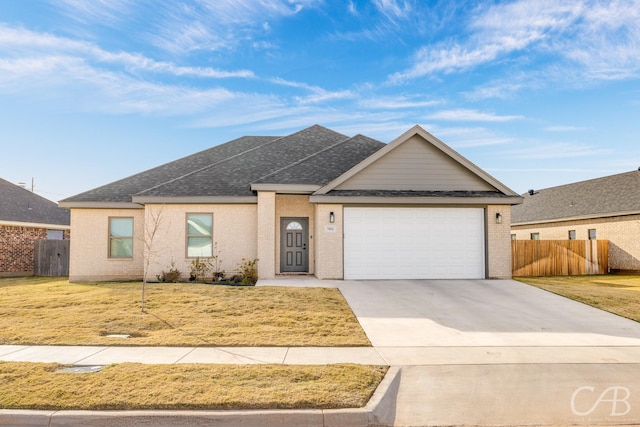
[141,205,166,313]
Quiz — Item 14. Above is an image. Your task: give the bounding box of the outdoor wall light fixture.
[329,212,335,223]
[495,212,502,224]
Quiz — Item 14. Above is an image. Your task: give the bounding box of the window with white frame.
[530,232,540,240]
[186,213,213,257]
[109,217,133,258]
[588,229,596,240]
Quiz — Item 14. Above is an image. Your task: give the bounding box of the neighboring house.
[59,125,522,282]
[511,170,640,272]
[0,178,70,276]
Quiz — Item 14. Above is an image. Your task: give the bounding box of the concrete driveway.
[337,279,640,426]
[338,279,640,348]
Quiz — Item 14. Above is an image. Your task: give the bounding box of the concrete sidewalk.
[0,344,386,366]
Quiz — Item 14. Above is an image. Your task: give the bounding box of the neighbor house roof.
[0,178,70,226]
[511,170,640,225]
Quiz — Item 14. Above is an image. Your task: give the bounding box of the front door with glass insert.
[280,217,309,273]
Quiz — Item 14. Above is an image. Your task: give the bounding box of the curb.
[0,367,401,427]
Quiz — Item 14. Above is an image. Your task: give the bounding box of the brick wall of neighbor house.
[144,204,258,282]
[69,208,145,282]
[257,191,276,279]
[512,214,640,271]
[0,225,70,276]
[275,195,315,275]
[314,204,344,280]
[0,225,46,275]
[487,205,513,279]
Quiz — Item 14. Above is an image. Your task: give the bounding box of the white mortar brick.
[487,205,512,279]
[257,192,276,279]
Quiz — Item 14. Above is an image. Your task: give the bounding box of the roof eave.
[132,196,258,204]
[0,219,71,229]
[250,184,321,194]
[511,209,640,226]
[310,195,523,205]
[58,201,143,209]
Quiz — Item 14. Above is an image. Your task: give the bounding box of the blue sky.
[1,0,639,201]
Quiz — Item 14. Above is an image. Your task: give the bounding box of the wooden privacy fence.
[34,240,70,276]
[512,240,608,277]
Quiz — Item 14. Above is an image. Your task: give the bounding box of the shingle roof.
[61,135,279,203]
[511,170,640,224]
[62,125,375,203]
[254,134,385,186]
[0,178,70,225]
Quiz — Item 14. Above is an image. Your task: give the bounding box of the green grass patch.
[515,275,640,322]
[0,277,370,346]
[0,362,387,410]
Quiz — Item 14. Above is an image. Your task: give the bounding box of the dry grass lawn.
[0,362,387,410]
[515,275,640,322]
[0,277,370,346]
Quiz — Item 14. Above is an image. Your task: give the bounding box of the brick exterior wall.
[314,204,344,279]
[257,191,276,279]
[0,224,70,276]
[511,214,640,271]
[486,205,513,279]
[69,208,145,282]
[144,204,257,282]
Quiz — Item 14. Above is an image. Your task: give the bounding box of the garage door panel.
[344,207,485,280]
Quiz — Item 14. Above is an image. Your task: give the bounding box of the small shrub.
[238,258,259,285]
[211,242,225,282]
[189,257,212,282]
[157,261,181,283]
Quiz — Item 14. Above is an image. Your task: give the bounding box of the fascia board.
[58,202,143,209]
[250,184,320,194]
[132,196,258,204]
[0,220,71,229]
[309,195,523,205]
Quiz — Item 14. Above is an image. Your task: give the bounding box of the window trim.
[588,229,596,240]
[568,230,576,240]
[185,213,213,259]
[108,217,134,259]
[530,232,540,240]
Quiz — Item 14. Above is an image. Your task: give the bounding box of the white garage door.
[344,207,485,280]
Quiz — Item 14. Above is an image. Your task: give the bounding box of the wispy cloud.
[147,0,321,53]
[390,0,640,88]
[0,25,254,79]
[504,142,608,159]
[361,96,440,109]
[544,125,589,132]
[425,109,524,122]
[54,0,134,25]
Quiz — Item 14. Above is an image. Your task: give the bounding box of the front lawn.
[0,362,387,410]
[515,275,640,322]
[0,277,370,346]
